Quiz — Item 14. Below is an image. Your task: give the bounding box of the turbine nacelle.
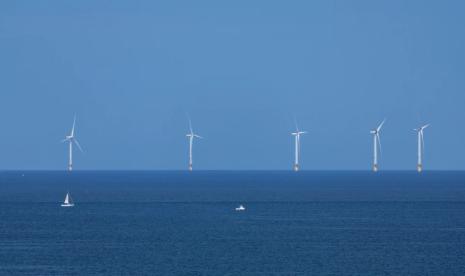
[186,133,202,139]
[421,124,430,130]
[415,124,430,133]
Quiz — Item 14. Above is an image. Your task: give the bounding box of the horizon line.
[0,169,463,172]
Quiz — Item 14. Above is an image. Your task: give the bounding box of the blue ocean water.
[1,171,465,275]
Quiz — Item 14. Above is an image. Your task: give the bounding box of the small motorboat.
[235,204,245,211]
[61,192,74,207]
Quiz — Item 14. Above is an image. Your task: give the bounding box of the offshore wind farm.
[1,1,465,275]
[57,115,434,172]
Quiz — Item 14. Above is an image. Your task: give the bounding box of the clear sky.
[0,1,464,170]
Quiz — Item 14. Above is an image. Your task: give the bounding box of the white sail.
[64,193,69,204]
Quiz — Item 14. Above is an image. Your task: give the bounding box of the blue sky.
[0,1,464,170]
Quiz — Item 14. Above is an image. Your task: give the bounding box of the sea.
[0,171,465,275]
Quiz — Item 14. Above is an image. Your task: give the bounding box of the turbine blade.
[420,131,425,155]
[194,134,203,139]
[422,124,430,130]
[376,133,382,155]
[294,116,299,132]
[377,119,386,132]
[74,139,83,152]
[186,114,193,134]
[71,115,76,137]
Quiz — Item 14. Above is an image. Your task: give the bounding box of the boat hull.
[235,206,245,211]
[61,204,74,207]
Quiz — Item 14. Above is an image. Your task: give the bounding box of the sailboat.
[61,192,74,207]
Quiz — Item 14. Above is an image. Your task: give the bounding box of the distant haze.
[0,1,464,170]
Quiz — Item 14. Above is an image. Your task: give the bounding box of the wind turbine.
[186,117,202,171]
[370,119,385,172]
[414,124,430,172]
[62,115,83,171]
[291,120,307,171]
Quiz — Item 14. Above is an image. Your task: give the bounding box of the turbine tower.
[370,119,385,172]
[291,121,307,172]
[186,117,202,171]
[415,124,430,173]
[62,115,83,171]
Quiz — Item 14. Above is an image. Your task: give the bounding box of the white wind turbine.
[370,119,385,172]
[62,115,83,171]
[186,117,202,171]
[291,120,307,171]
[414,124,430,172]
